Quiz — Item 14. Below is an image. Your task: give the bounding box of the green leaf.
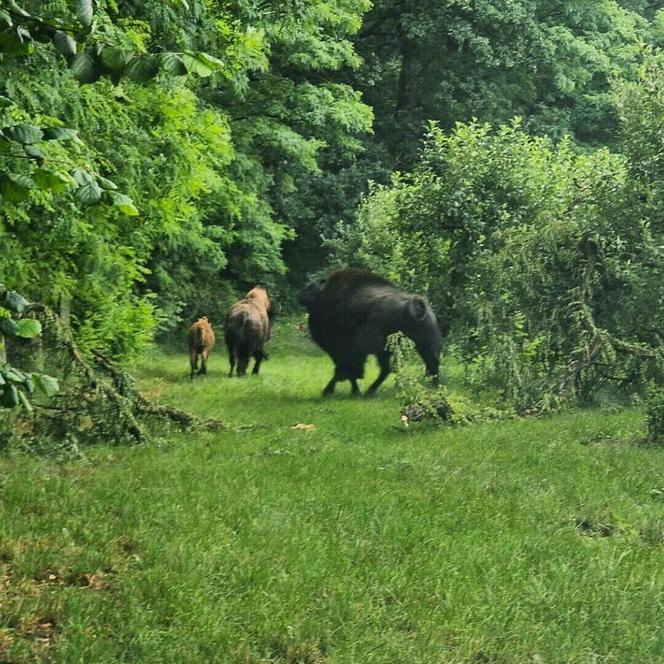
[75,0,94,26]
[125,55,160,83]
[2,366,24,384]
[0,28,34,56]
[0,317,18,337]
[75,180,103,205]
[23,143,44,160]
[16,318,42,339]
[42,126,81,142]
[159,52,188,76]
[181,52,213,77]
[99,45,131,71]
[0,95,13,108]
[32,373,59,398]
[0,384,19,408]
[17,387,33,412]
[53,30,77,57]
[71,168,95,186]
[71,48,102,83]
[106,190,139,216]
[0,10,13,27]
[191,51,226,72]
[1,123,43,144]
[2,290,30,313]
[97,175,118,190]
[32,168,74,192]
[0,173,32,202]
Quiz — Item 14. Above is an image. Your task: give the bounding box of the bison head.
[298,281,324,309]
[404,295,441,383]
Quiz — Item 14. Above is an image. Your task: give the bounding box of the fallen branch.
[10,304,222,446]
[560,250,661,398]
[91,349,223,431]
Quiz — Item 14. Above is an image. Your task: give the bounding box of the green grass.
[1,321,663,662]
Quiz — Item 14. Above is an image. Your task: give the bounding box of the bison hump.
[322,268,394,301]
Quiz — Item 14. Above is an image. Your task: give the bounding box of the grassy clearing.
[1,321,663,662]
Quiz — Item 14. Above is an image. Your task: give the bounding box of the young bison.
[299,268,442,396]
[225,286,272,377]
[188,317,215,380]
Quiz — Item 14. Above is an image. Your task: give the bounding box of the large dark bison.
[299,268,442,396]
[225,286,272,377]
[188,317,215,380]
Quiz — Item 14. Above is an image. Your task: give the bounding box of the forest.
[1,0,663,418]
[0,1,664,661]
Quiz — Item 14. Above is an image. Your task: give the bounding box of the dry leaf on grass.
[290,423,316,431]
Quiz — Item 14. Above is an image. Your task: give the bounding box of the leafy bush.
[333,114,662,411]
[388,334,509,427]
[0,285,58,413]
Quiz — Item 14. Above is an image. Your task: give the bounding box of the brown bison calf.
[188,317,215,380]
[225,286,272,377]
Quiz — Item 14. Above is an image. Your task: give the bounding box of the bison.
[225,286,273,377]
[188,317,215,380]
[299,268,442,396]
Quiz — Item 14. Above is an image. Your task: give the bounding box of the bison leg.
[323,365,344,396]
[366,351,391,395]
[323,365,360,397]
[237,356,249,377]
[227,345,235,377]
[190,350,199,380]
[199,349,209,375]
[322,375,337,396]
[252,351,263,375]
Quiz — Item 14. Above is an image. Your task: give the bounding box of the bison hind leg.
[237,356,249,377]
[190,351,199,380]
[366,351,391,396]
[322,365,362,397]
[198,351,209,375]
[322,376,337,397]
[252,351,263,375]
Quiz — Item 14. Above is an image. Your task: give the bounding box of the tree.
[1,0,373,351]
[354,0,652,170]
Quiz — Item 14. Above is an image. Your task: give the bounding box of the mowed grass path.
[1,323,663,662]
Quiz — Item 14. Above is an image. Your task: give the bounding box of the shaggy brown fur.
[225,286,272,377]
[188,317,215,380]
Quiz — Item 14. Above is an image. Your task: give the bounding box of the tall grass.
[1,320,663,662]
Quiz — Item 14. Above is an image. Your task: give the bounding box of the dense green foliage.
[329,49,664,409]
[0,285,58,414]
[356,0,658,164]
[286,0,664,270]
[1,0,372,353]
